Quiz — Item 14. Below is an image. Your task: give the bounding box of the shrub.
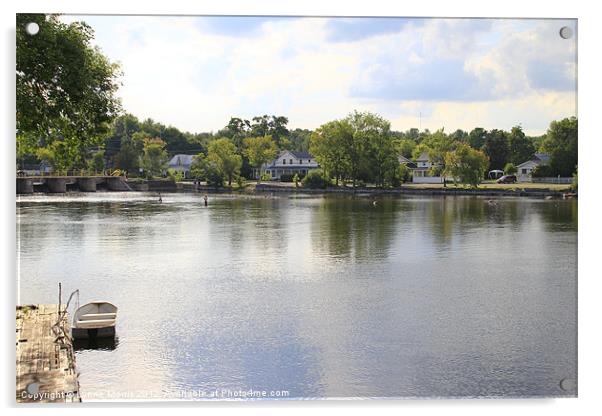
[387,164,411,187]
[279,173,305,182]
[302,170,331,189]
[532,164,554,177]
[235,175,246,189]
[167,169,184,182]
[504,162,517,175]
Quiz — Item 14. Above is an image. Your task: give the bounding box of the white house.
[259,150,319,180]
[168,154,194,178]
[411,152,445,183]
[516,153,551,182]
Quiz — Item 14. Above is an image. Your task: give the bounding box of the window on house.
[299,159,302,164]
[283,159,286,164]
[308,159,311,163]
[522,169,527,174]
[290,159,293,164]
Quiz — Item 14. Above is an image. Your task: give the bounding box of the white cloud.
[59,15,577,135]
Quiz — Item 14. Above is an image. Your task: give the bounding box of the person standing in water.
[158,193,162,203]
[203,194,208,207]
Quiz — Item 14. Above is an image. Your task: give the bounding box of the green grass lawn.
[401,182,572,190]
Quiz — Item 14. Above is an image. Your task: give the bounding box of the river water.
[16,192,577,399]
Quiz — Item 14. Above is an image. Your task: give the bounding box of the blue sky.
[61,15,577,135]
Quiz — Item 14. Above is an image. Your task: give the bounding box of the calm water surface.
[16,192,577,399]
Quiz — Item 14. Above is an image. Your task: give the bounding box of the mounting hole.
[25,22,40,36]
[26,382,40,394]
[559,26,573,40]
[559,377,576,392]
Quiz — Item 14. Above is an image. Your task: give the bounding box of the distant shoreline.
[16,176,576,198]
[250,184,574,198]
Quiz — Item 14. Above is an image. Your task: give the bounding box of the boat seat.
[79,313,117,321]
[75,318,116,329]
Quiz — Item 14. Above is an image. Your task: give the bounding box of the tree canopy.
[17,14,122,170]
[444,144,489,187]
[540,117,578,177]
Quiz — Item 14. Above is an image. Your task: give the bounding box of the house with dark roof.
[259,150,320,180]
[516,153,551,182]
[168,154,195,178]
[398,155,417,169]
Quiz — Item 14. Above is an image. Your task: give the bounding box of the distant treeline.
[95,112,576,183]
[18,109,577,187]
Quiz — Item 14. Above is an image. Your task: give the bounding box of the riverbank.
[16,305,80,403]
[190,182,574,198]
[16,176,576,198]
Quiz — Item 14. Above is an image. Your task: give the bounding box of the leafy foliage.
[508,126,535,165]
[503,162,517,175]
[444,144,489,187]
[207,138,242,186]
[88,151,106,174]
[540,117,578,177]
[302,170,331,189]
[482,129,510,171]
[141,138,168,178]
[243,136,278,183]
[17,14,121,169]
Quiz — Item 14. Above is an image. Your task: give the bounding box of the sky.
[60,15,577,136]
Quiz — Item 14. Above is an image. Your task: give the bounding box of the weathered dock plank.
[16,305,80,403]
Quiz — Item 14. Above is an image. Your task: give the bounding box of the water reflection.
[16,193,577,399]
[310,195,401,261]
[74,336,119,352]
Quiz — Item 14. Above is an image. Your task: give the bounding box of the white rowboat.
[72,301,117,339]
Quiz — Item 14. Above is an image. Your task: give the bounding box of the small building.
[168,154,194,178]
[260,150,319,180]
[17,161,52,176]
[516,153,551,182]
[411,152,444,183]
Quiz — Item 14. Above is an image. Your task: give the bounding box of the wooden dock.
[16,305,81,403]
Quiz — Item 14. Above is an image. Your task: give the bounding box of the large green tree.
[243,136,278,183]
[444,143,489,187]
[17,14,122,170]
[140,138,168,178]
[508,126,535,165]
[207,138,242,186]
[359,114,398,187]
[344,111,396,188]
[540,117,578,177]
[482,129,510,171]
[468,127,487,150]
[310,120,352,186]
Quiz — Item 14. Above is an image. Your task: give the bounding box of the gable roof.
[533,153,551,163]
[415,152,430,162]
[169,154,194,166]
[280,150,313,159]
[516,153,551,168]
